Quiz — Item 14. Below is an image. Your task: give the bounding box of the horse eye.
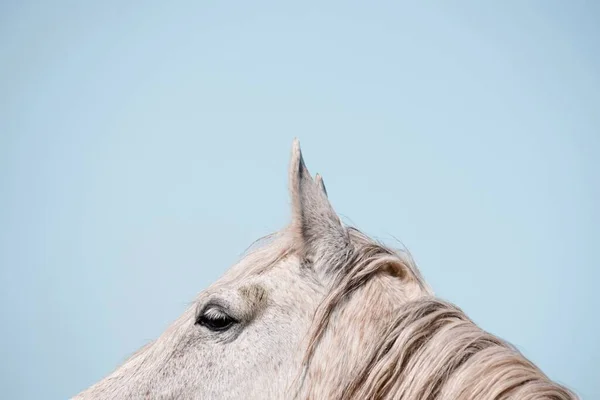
[196,307,237,332]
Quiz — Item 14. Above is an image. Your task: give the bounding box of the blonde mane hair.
[295,228,576,399]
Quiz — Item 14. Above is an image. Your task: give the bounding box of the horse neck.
[296,278,576,400]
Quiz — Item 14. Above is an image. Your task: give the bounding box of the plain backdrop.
[1,1,598,398]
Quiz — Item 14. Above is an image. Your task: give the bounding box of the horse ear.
[288,139,349,262]
[315,173,328,197]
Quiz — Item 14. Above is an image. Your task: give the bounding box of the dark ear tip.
[292,138,302,166]
[315,173,328,197]
[289,138,302,177]
[290,138,313,183]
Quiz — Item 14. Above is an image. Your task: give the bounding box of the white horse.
[75,139,577,399]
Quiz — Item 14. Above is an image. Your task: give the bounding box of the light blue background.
[1,2,598,398]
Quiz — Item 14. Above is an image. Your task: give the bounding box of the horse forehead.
[214,251,304,290]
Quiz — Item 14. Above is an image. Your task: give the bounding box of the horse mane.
[296,227,577,399]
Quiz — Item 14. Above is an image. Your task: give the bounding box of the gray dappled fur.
[74,139,577,400]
